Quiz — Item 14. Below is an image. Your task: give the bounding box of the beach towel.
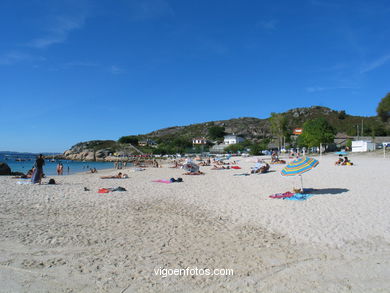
[269,192,295,199]
[152,179,172,184]
[17,180,33,185]
[231,166,241,169]
[284,193,314,201]
[98,188,110,193]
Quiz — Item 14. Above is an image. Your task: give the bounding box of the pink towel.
[152,180,172,184]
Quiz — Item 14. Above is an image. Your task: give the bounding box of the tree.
[338,110,346,120]
[249,144,262,155]
[377,92,390,122]
[269,113,288,150]
[300,118,335,147]
[118,135,139,145]
[225,143,245,153]
[208,126,225,140]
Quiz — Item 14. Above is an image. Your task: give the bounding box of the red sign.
[293,128,303,135]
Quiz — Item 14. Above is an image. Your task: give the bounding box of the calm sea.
[0,153,115,176]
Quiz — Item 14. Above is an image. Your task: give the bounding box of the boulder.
[0,162,11,175]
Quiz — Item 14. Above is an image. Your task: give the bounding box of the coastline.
[0,154,389,292]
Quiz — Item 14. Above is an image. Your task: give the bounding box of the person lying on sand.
[100,172,129,179]
[251,162,270,174]
[211,165,230,170]
[183,171,205,175]
[170,160,182,168]
[13,168,34,179]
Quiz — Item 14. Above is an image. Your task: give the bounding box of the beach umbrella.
[182,159,199,172]
[335,151,349,155]
[281,157,319,191]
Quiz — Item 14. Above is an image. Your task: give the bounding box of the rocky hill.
[61,106,389,160]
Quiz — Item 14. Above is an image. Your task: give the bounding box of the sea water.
[0,153,116,176]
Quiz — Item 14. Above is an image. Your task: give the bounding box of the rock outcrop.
[0,162,11,175]
[62,140,120,161]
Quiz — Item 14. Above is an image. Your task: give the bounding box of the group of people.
[114,161,127,169]
[335,156,354,166]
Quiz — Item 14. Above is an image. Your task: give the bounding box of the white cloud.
[28,15,86,49]
[306,85,358,93]
[127,0,174,20]
[0,51,45,65]
[62,61,98,69]
[360,54,390,74]
[110,65,125,74]
[257,20,279,31]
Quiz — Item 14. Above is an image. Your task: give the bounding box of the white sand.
[0,154,389,292]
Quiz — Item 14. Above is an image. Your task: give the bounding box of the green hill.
[64,106,390,157]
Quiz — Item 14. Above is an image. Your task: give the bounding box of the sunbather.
[183,171,205,175]
[251,162,270,174]
[211,165,230,170]
[100,172,129,179]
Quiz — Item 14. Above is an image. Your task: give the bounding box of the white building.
[223,135,244,145]
[352,140,376,152]
[192,137,208,145]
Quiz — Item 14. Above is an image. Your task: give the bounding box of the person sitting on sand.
[100,172,129,179]
[271,151,278,163]
[335,155,344,165]
[342,156,353,166]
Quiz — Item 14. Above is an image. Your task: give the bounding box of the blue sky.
[1,0,390,152]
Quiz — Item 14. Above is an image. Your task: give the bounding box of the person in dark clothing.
[33,154,45,184]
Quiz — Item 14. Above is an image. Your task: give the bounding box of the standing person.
[32,154,45,184]
[59,162,64,175]
[56,162,61,175]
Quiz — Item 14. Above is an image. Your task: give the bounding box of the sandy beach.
[1,154,389,292]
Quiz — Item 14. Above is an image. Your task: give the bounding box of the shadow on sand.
[309,188,349,195]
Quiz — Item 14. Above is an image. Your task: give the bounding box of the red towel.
[98,188,110,193]
[231,166,241,169]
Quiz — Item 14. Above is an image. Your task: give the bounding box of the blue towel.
[284,193,314,201]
